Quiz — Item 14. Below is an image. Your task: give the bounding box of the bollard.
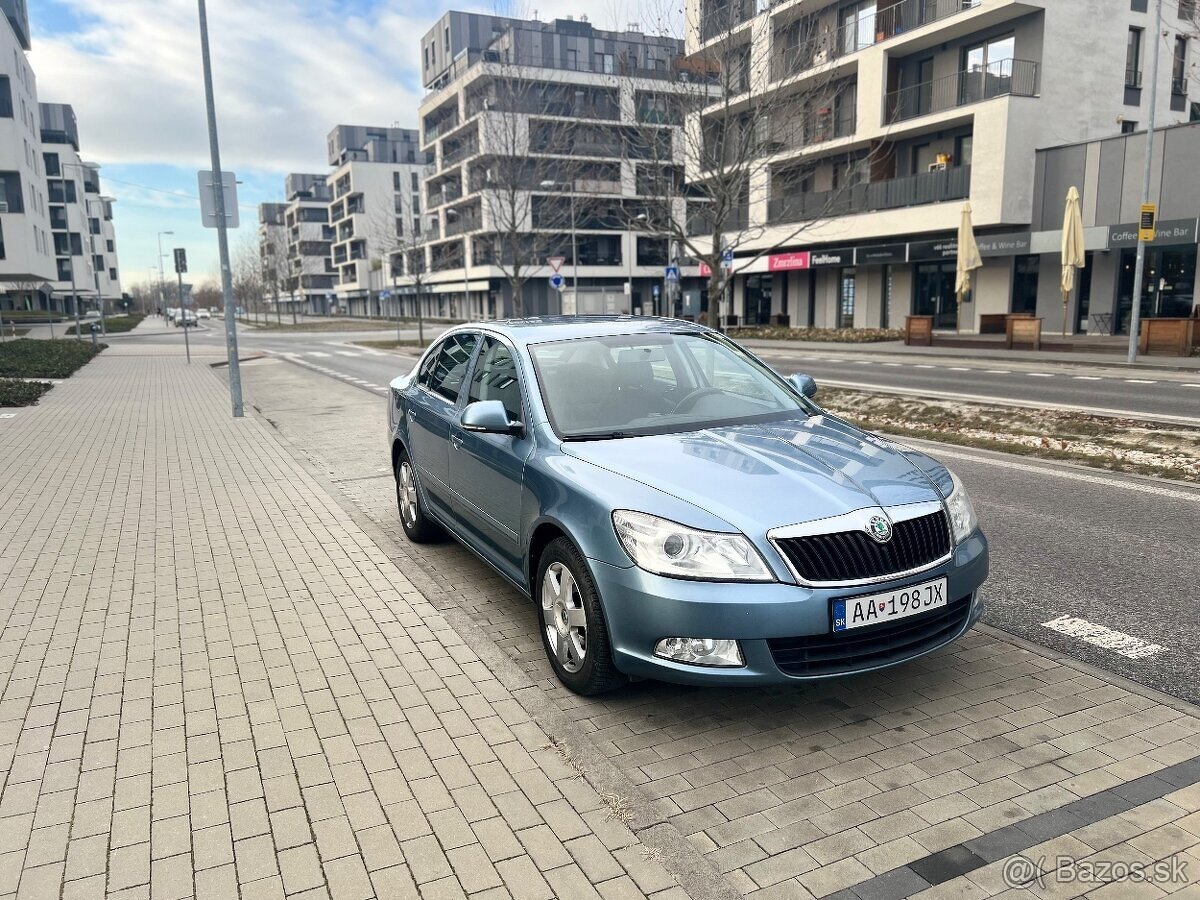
[90,323,99,346]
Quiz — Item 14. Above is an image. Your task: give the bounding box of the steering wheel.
[672,387,725,413]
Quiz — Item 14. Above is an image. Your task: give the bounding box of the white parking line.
[335,351,361,357]
[1042,614,1167,660]
[306,351,331,358]
[1125,379,1156,384]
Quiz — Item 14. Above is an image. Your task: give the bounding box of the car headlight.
[612,510,772,582]
[945,472,978,544]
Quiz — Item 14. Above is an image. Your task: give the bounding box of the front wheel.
[395,452,443,543]
[537,538,624,695]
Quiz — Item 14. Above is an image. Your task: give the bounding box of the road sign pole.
[197,0,243,416]
[178,270,191,364]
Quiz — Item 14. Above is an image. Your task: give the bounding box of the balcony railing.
[425,112,460,143]
[444,209,482,236]
[768,165,971,224]
[771,0,981,82]
[442,140,479,167]
[886,59,1038,122]
[686,205,750,236]
[466,95,621,121]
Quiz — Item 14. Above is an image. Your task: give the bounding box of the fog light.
[654,638,744,667]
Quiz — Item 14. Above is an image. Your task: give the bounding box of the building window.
[0,171,24,213]
[1181,0,1196,20]
[57,258,72,281]
[1127,27,1144,88]
[1012,255,1040,315]
[595,53,614,74]
[411,172,419,191]
[43,152,59,177]
[1192,101,1200,120]
[393,171,402,190]
[1173,37,1189,94]
[1122,119,1138,133]
[954,134,973,167]
[106,239,114,252]
[0,76,11,118]
[839,270,856,328]
[109,267,117,280]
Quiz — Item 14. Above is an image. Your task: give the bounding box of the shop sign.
[908,237,959,261]
[1108,218,1197,248]
[809,248,854,267]
[856,244,907,265]
[768,251,810,271]
[975,232,1032,257]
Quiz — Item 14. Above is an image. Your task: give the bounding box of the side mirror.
[788,373,818,400]
[461,400,522,435]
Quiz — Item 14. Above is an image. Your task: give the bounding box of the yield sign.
[547,256,566,273]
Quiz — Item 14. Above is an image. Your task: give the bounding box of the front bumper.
[593,530,988,686]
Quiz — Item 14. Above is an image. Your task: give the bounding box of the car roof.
[464,316,709,346]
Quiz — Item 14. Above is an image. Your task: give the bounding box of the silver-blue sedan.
[388,317,988,695]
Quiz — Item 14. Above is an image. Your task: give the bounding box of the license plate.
[832,578,947,632]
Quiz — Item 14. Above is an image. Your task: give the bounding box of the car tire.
[536,538,625,696]
[395,451,443,543]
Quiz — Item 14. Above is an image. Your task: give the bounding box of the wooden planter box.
[1139,318,1196,357]
[905,315,934,346]
[1006,316,1042,350]
[770,314,791,327]
[979,313,1009,335]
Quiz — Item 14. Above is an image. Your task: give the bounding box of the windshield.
[529,332,810,439]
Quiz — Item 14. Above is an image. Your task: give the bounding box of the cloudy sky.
[27,0,637,287]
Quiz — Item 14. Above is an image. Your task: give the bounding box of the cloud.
[28,0,431,174]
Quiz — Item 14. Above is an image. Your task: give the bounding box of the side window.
[417,341,444,389]
[467,337,523,422]
[427,332,478,402]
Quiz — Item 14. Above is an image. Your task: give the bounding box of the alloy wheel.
[398,461,418,528]
[541,561,587,673]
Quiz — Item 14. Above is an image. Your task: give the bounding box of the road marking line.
[1074,376,1103,380]
[1042,614,1167,659]
[1028,373,1054,377]
[1185,384,1200,388]
[985,370,1010,374]
[1125,379,1156,384]
[882,363,903,367]
[855,360,873,365]
[306,351,331,357]
[335,351,361,357]
[948,366,970,371]
[914,364,937,369]
[0,413,17,419]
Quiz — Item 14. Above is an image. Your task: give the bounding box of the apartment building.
[281,174,336,314]
[82,162,121,304]
[40,103,101,313]
[0,0,55,305]
[258,200,288,311]
[415,12,690,318]
[688,0,1200,333]
[325,126,425,317]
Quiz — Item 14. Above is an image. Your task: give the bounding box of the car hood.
[559,414,945,536]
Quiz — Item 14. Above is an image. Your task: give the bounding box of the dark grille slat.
[776,510,950,584]
[768,594,972,676]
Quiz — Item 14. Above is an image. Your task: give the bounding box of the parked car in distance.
[388,318,987,695]
[83,310,101,320]
[175,310,198,328]
[197,309,211,320]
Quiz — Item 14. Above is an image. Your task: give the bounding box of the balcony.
[771,0,982,83]
[767,165,971,224]
[465,94,621,122]
[425,112,460,143]
[686,205,750,236]
[444,205,482,236]
[442,139,479,168]
[886,60,1038,122]
[759,105,856,155]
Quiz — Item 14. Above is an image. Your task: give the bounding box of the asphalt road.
[132,322,1200,701]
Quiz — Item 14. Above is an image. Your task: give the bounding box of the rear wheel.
[537,538,624,695]
[395,452,443,543]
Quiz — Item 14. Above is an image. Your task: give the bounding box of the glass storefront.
[1115,245,1197,334]
[1011,255,1039,315]
[839,269,856,328]
[744,274,773,325]
[913,261,959,329]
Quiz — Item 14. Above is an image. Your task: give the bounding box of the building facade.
[0,0,55,306]
[325,126,425,317]
[282,174,336,314]
[41,103,101,313]
[688,0,1200,332]
[258,200,288,312]
[414,12,689,319]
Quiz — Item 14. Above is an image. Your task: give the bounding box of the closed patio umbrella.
[955,202,982,333]
[1060,186,1085,336]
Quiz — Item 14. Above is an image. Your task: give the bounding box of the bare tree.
[624,0,866,330]
[234,234,266,323]
[260,225,289,325]
[368,206,435,344]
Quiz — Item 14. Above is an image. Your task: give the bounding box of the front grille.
[768,593,973,677]
[773,510,950,584]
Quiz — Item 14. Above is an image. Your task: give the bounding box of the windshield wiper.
[562,430,641,441]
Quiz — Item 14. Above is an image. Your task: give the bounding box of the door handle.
[407,409,416,421]
[450,433,465,451]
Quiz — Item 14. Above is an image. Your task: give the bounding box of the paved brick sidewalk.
[237,356,1200,900]
[0,349,688,900]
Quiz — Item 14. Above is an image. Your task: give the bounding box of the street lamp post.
[157,231,174,317]
[1128,0,1165,364]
